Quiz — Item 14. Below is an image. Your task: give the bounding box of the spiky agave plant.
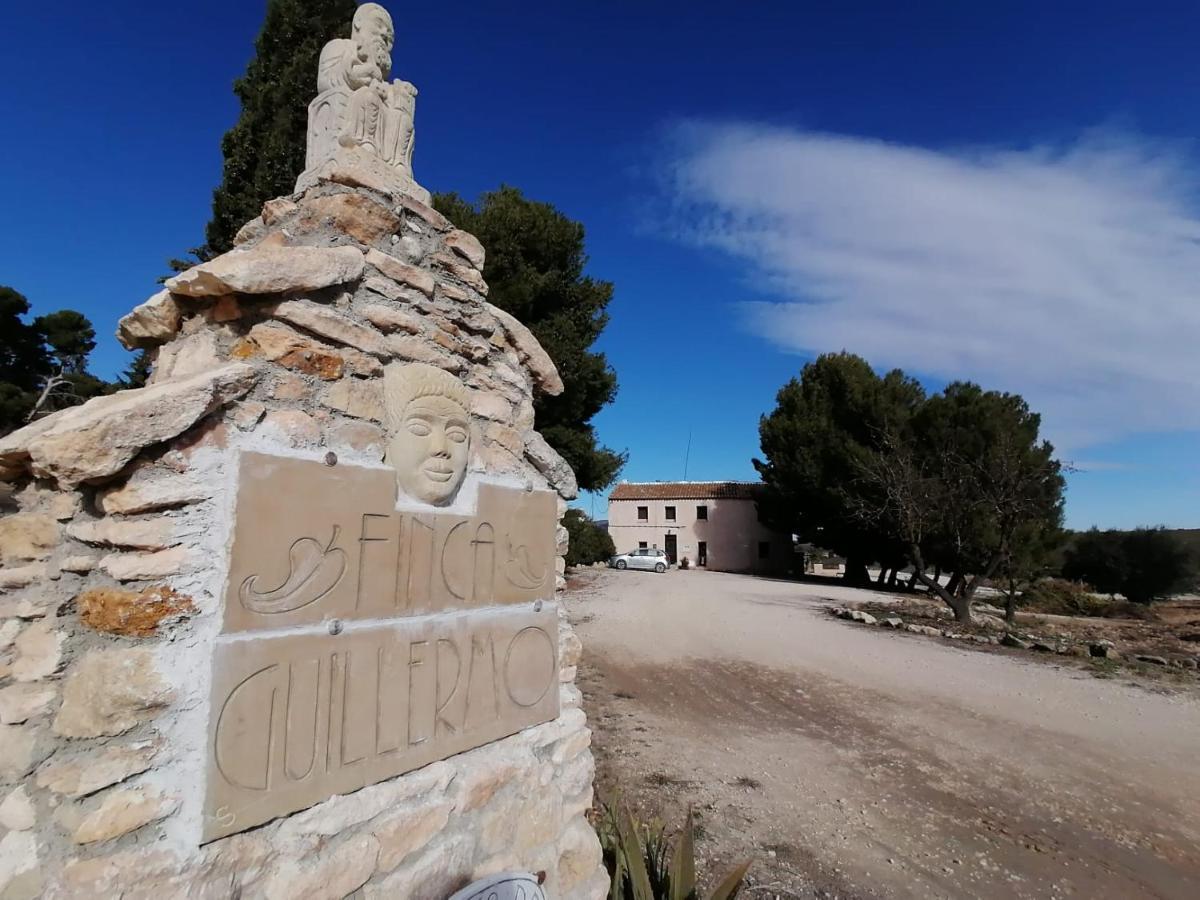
[599,798,751,900]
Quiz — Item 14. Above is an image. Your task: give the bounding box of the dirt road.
[570,569,1200,899]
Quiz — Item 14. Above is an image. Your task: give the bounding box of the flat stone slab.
[203,602,559,840]
[0,364,257,487]
[165,241,364,298]
[222,452,557,634]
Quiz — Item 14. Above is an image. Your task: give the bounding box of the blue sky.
[3,1,1199,529]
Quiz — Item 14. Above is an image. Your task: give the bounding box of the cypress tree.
[202,0,357,260]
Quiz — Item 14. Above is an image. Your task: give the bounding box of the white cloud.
[657,123,1200,453]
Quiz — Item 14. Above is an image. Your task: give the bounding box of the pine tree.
[0,286,111,433]
[195,0,357,262]
[118,351,153,389]
[435,187,626,492]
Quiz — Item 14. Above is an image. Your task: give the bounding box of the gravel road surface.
[570,568,1200,899]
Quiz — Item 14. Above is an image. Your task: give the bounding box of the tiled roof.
[608,481,764,501]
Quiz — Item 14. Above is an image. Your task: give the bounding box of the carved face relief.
[383,363,472,506]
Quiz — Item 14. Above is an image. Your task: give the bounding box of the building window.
[637,506,648,521]
[665,506,676,521]
[758,541,770,560]
[696,505,708,520]
[638,541,648,549]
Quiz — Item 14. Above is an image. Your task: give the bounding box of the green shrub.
[565,508,616,567]
[1063,527,1196,603]
[598,798,750,900]
[1020,578,1109,617]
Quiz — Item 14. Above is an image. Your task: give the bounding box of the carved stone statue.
[383,362,472,506]
[298,3,429,203]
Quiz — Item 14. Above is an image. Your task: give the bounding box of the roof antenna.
[682,428,692,481]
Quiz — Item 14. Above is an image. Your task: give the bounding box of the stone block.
[210,295,242,322]
[0,831,41,898]
[67,517,178,551]
[36,741,158,799]
[387,334,464,371]
[363,249,436,298]
[321,378,384,421]
[71,786,176,844]
[12,619,65,682]
[153,331,222,383]
[444,229,486,270]
[78,585,195,637]
[328,421,386,458]
[0,363,257,487]
[363,303,424,334]
[244,320,321,359]
[456,744,530,812]
[53,648,172,738]
[58,850,181,900]
[469,392,513,423]
[394,188,452,232]
[373,797,453,873]
[271,373,314,401]
[297,192,402,245]
[97,473,209,515]
[0,684,56,724]
[566,868,611,900]
[59,555,97,574]
[172,418,230,457]
[0,564,45,590]
[166,240,365,298]
[434,252,488,295]
[260,833,379,900]
[0,724,49,783]
[270,299,392,357]
[280,348,344,381]
[0,593,52,618]
[117,289,183,350]
[484,302,563,396]
[262,197,299,225]
[560,630,583,668]
[525,432,578,500]
[0,786,35,831]
[0,512,58,563]
[557,816,604,893]
[260,410,323,447]
[277,761,451,843]
[99,546,190,581]
[362,835,475,900]
[342,348,384,377]
[231,401,267,431]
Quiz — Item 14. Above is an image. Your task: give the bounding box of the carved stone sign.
[206,448,561,839]
[223,452,557,634]
[204,604,558,840]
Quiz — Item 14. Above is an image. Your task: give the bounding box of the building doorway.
[664,534,677,565]
[697,541,707,567]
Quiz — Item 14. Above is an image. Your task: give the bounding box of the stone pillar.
[0,173,605,898]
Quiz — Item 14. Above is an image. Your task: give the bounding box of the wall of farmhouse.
[608,496,792,575]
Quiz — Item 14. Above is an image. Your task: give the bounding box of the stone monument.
[0,5,605,897]
[298,2,430,204]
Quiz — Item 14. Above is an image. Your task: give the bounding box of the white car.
[609,548,669,573]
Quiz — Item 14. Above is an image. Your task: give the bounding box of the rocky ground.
[834,593,1200,689]
[568,567,1200,899]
